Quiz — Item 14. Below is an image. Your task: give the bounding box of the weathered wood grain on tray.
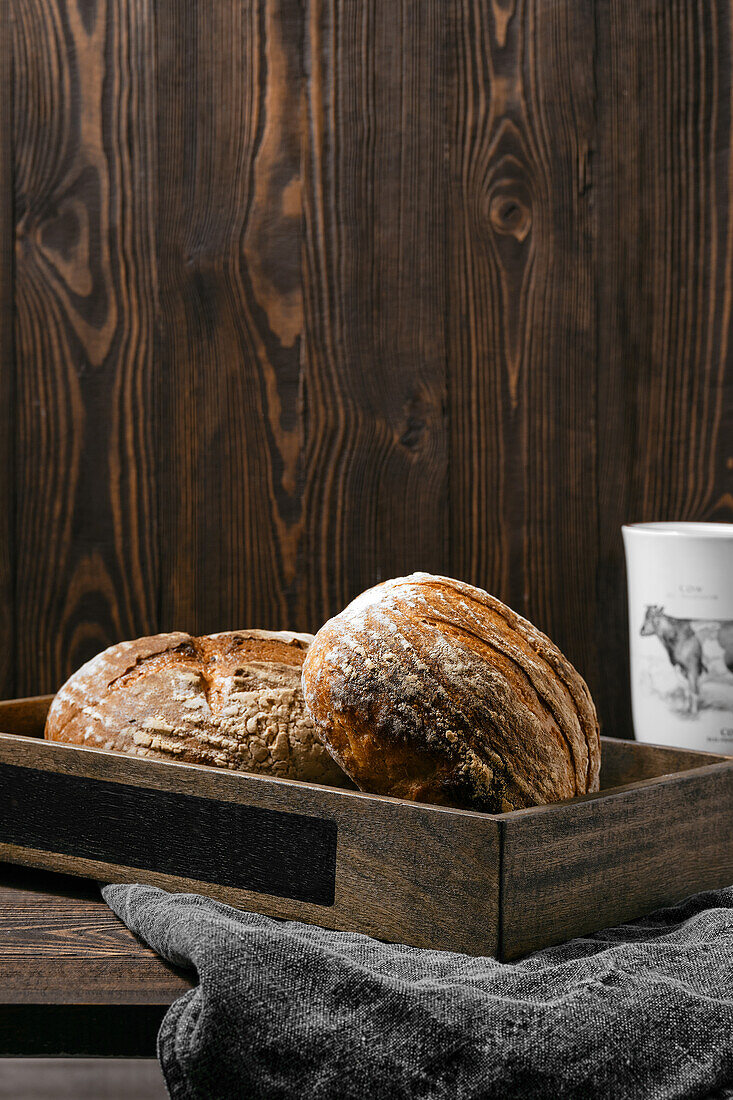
[502,758,733,959]
[1,697,731,960]
[0,697,502,955]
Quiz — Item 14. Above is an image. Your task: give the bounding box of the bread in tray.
[302,572,601,812]
[45,629,351,787]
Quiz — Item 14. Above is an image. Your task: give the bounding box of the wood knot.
[489,193,531,241]
[400,416,427,451]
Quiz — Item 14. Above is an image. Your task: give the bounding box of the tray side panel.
[0,762,337,904]
[0,732,501,955]
[0,696,52,737]
[600,736,728,789]
[500,762,733,959]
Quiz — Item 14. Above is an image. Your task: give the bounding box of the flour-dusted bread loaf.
[45,630,350,787]
[302,573,601,812]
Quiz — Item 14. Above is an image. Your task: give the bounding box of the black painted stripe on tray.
[0,763,337,905]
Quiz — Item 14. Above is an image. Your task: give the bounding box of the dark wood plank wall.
[1,0,732,740]
[301,0,449,626]
[0,0,13,698]
[596,0,733,734]
[299,2,449,629]
[156,0,306,635]
[12,0,158,691]
[447,0,598,691]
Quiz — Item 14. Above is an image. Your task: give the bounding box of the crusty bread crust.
[301,573,601,812]
[45,629,350,787]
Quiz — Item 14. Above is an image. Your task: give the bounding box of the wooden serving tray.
[0,696,732,960]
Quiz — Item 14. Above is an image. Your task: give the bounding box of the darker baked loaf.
[45,630,350,787]
[301,573,601,812]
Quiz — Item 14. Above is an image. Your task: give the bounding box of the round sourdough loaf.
[301,573,600,812]
[45,630,350,787]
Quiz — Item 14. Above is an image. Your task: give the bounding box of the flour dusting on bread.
[302,573,600,812]
[45,630,350,787]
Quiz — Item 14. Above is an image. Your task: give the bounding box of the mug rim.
[623,521,733,538]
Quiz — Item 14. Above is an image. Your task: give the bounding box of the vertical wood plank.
[13,0,158,693]
[7,0,732,715]
[447,2,599,697]
[0,0,14,698]
[596,0,733,737]
[300,0,450,628]
[155,0,307,634]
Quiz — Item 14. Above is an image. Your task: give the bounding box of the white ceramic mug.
[622,522,733,751]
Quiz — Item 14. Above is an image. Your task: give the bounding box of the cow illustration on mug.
[640,606,733,718]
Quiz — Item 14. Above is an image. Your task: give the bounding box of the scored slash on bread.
[45,629,351,787]
[301,573,601,813]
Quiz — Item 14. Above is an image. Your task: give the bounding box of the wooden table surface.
[0,863,192,1057]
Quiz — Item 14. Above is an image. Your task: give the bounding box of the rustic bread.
[45,629,350,787]
[301,573,600,812]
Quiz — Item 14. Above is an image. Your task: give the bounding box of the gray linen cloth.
[103,884,733,1100]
